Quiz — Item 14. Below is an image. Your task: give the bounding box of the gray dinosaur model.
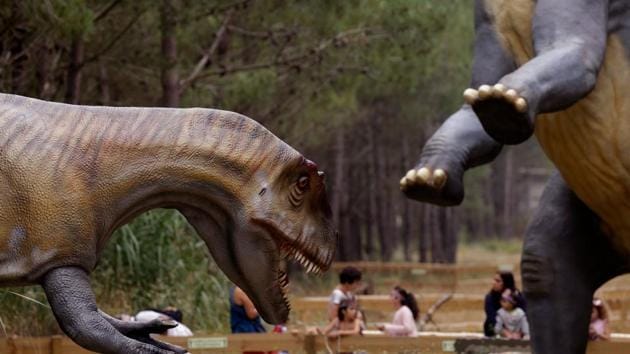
[0,93,337,353]
[400,1,630,353]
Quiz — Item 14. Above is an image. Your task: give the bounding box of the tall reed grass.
[0,209,231,336]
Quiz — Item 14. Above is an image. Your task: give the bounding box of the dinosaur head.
[197,155,337,324]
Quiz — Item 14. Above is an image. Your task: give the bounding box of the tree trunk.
[332,127,344,236]
[65,38,84,104]
[370,115,390,261]
[400,137,412,261]
[9,1,26,94]
[419,204,430,263]
[35,42,53,99]
[97,59,111,105]
[442,207,458,263]
[160,0,179,107]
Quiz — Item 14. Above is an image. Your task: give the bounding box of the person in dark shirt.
[484,271,527,337]
[230,286,265,334]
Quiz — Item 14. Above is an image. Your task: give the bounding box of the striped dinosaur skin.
[0,93,336,352]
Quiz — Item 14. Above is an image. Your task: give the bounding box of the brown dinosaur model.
[0,93,337,354]
[400,0,630,353]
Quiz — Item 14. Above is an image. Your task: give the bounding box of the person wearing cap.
[495,289,530,339]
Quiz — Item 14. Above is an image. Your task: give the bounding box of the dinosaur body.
[488,0,630,253]
[0,93,336,354]
[401,1,630,353]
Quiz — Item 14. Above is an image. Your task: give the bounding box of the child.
[377,286,419,337]
[495,289,530,339]
[318,300,363,338]
[328,266,362,321]
[589,298,610,341]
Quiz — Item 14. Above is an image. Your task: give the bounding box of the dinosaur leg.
[41,266,187,354]
[401,1,516,207]
[465,0,609,145]
[522,173,627,354]
[400,106,502,206]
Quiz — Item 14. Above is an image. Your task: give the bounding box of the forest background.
[0,0,550,334]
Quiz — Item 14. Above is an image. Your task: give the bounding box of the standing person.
[484,271,526,337]
[230,286,266,334]
[589,298,611,341]
[377,286,419,337]
[328,266,363,321]
[495,289,530,339]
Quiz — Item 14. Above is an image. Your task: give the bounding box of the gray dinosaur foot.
[464,84,532,145]
[400,166,463,206]
[42,267,189,354]
[100,311,189,354]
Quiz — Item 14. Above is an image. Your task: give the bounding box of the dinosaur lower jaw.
[252,218,332,308]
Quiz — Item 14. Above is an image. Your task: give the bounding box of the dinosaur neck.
[93,107,297,236]
[0,94,298,243]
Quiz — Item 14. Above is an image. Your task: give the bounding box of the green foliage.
[0,287,56,336]
[93,209,231,333]
[30,0,95,40]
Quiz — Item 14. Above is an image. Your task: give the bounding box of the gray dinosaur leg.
[469,0,609,144]
[400,106,502,206]
[41,266,186,354]
[522,173,627,354]
[400,1,510,206]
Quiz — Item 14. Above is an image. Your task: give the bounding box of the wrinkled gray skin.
[404,1,630,353]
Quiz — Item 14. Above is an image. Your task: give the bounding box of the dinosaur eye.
[297,176,309,190]
[289,175,309,207]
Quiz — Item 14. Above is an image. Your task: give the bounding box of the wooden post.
[50,335,63,354]
[303,334,316,354]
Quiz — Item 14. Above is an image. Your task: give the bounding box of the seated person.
[494,289,529,339]
[589,297,611,341]
[484,271,527,337]
[377,286,419,337]
[328,266,363,321]
[317,300,363,338]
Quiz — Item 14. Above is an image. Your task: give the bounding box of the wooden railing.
[291,293,630,333]
[2,333,629,354]
[329,261,519,294]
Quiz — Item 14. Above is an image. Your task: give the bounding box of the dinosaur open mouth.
[252,218,333,307]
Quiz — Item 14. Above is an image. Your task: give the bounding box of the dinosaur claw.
[416,167,431,183]
[478,85,492,99]
[405,169,418,181]
[492,84,506,97]
[505,89,518,103]
[433,169,447,189]
[463,88,479,105]
[400,176,408,190]
[515,97,528,112]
